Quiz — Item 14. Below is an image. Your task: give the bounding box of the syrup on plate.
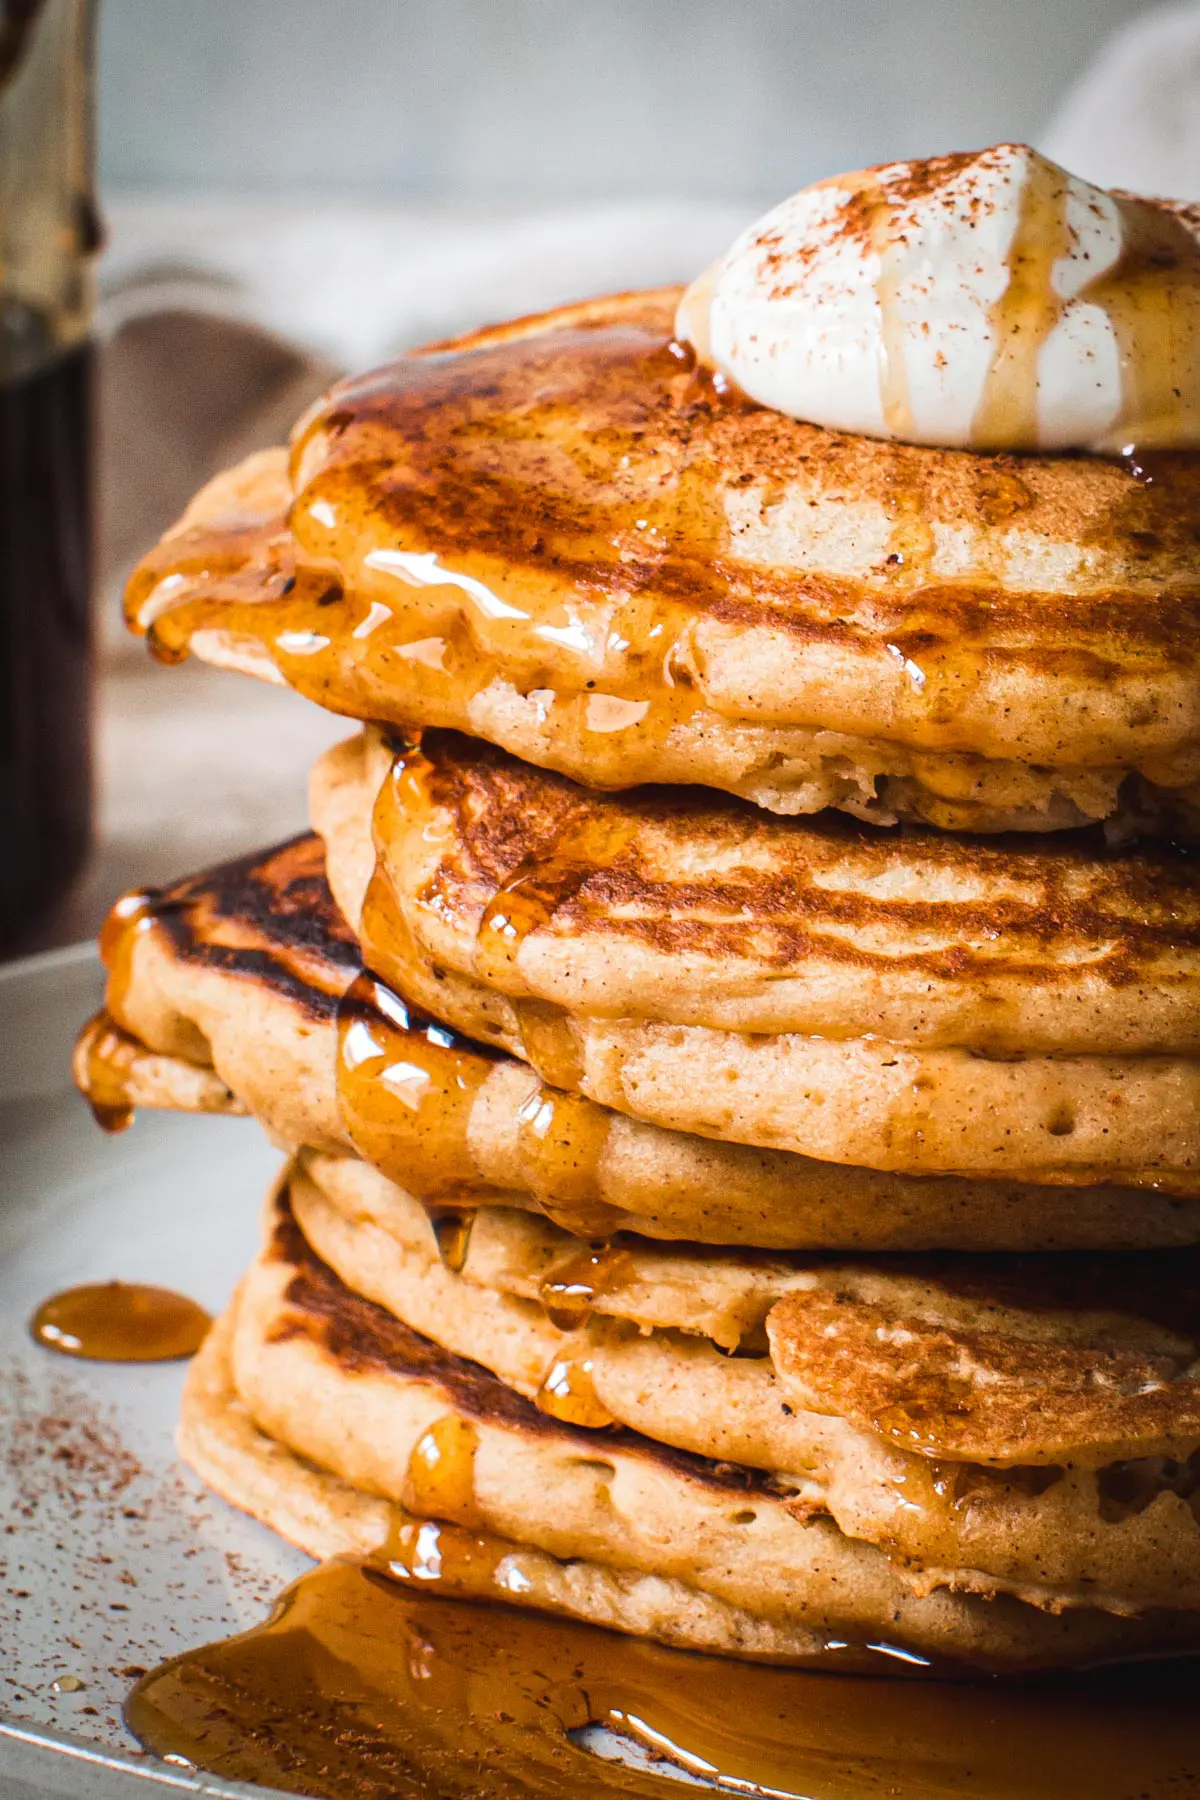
[30,1282,211,1362]
[126,1545,1200,1800]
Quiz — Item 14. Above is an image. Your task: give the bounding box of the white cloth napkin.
[99,194,749,371]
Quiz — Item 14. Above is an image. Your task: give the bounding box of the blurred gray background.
[97,0,1154,201]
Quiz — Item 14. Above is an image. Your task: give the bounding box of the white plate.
[0,946,712,1800]
[0,944,304,1798]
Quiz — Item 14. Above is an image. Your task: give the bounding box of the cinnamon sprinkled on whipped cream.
[677,143,1200,455]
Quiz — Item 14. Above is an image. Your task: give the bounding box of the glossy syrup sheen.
[124,317,748,788]
[335,964,617,1250]
[361,733,597,1100]
[342,750,622,1240]
[89,859,628,1285]
[969,157,1075,451]
[73,884,170,1132]
[98,884,161,1017]
[75,1009,144,1132]
[30,1282,211,1362]
[125,1538,1200,1800]
[120,312,979,790]
[126,1294,1200,1794]
[336,966,503,1206]
[335,960,642,1313]
[138,306,1094,780]
[969,167,1200,455]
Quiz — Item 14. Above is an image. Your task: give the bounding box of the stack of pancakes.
[77,289,1200,1674]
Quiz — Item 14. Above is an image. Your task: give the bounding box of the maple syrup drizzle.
[513,1084,616,1235]
[367,729,634,1095]
[534,1352,616,1429]
[335,968,500,1207]
[75,884,180,1133]
[335,962,617,1260]
[124,1530,1200,1800]
[971,158,1072,450]
[859,178,914,441]
[123,322,745,792]
[508,999,586,1097]
[97,885,161,1030]
[538,1244,638,1331]
[1084,197,1200,456]
[970,175,1200,458]
[428,1210,474,1273]
[75,1010,141,1132]
[402,1414,485,1529]
[30,1283,211,1362]
[470,805,637,1092]
[341,753,626,1244]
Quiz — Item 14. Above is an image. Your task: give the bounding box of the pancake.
[314,728,1200,1192]
[181,1312,845,1668]
[124,292,1200,836]
[78,835,1200,1249]
[289,1147,1200,1619]
[201,1172,1200,1672]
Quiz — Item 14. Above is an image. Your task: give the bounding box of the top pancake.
[125,291,1200,834]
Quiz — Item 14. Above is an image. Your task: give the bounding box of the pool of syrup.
[29,1281,211,1361]
[127,1554,1200,1800]
[0,339,93,945]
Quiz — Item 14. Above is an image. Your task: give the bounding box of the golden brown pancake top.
[126,291,1200,791]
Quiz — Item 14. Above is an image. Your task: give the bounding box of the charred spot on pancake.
[418,730,588,883]
[266,1180,769,1497]
[152,835,359,1020]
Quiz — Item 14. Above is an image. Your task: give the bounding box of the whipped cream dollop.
[676,143,1200,453]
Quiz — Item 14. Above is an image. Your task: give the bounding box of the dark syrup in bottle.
[0,0,97,945]
[0,334,93,942]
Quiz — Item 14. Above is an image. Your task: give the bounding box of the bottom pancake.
[187,1169,1200,1673]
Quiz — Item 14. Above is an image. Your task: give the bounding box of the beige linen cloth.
[45,196,744,950]
[1043,1,1200,197]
